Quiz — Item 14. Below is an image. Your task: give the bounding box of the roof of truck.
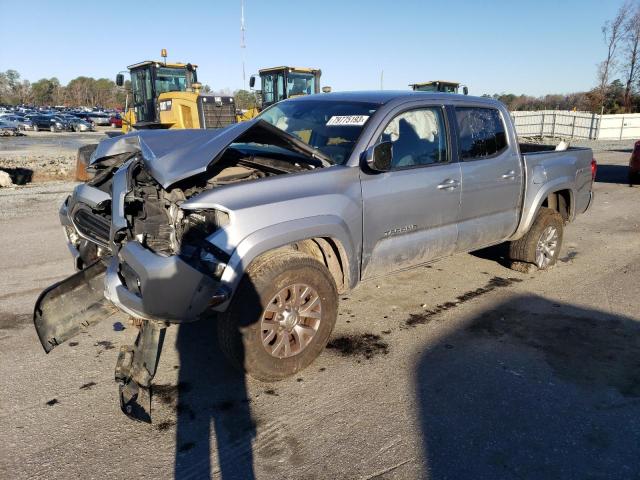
[287,90,498,106]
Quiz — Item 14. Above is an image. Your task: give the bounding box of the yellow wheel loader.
[76,52,237,180]
[237,66,322,121]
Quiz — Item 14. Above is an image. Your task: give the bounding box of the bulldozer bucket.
[33,261,115,353]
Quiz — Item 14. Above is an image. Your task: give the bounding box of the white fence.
[511,110,640,140]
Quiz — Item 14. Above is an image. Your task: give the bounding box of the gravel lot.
[0,148,639,479]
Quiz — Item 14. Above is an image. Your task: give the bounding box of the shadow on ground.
[162,315,256,480]
[416,295,640,479]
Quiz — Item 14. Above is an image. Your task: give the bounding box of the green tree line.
[483,79,637,113]
[0,69,128,107]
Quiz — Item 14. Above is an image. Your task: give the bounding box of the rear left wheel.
[509,207,564,270]
[218,250,338,381]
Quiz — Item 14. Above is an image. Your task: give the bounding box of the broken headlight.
[178,210,230,278]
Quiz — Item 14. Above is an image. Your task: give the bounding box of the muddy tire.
[509,207,564,270]
[218,250,338,381]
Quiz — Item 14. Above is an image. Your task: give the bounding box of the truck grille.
[73,208,111,246]
[198,95,237,129]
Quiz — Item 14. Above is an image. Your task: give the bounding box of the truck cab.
[251,66,321,109]
[410,80,467,95]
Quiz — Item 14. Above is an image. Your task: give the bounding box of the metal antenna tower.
[241,0,246,89]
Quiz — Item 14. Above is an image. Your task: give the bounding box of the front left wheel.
[218,250,338,382]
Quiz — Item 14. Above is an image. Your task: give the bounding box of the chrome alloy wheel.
[260,283,322,359]
[535,226,559,268]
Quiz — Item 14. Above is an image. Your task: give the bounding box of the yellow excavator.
[238,66,323,120]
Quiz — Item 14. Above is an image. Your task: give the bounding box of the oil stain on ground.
[405,276,523,328]
[327,333,389,359]
[467,308,640,397]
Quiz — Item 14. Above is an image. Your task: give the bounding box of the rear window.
[455,107,508,160]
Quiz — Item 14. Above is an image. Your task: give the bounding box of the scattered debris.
[264,389,279,396]
[79,381,96,390]
[156,420,176,431]
[95,340,115,350]
[46,398,59,406]
[0,170,14,188]
[112,322,126,331]
[405,277,523,328]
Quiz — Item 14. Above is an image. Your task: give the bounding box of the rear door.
[453,105,523,252]
[360,103,461,279]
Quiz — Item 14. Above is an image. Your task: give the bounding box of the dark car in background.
[26,114,71,132]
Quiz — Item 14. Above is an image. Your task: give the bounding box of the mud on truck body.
[34,91,595,422]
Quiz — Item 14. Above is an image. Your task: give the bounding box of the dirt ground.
[0,128,109,182]
[0,148,639,479]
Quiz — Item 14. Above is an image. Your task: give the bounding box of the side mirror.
[249,75,256,89]
[462,86,468,95]
[322,86,332,93]
[366,141,393,172]
[115,74,124,87]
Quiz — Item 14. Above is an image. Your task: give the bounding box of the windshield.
[257,100,379,165]
[287,72,315,97]
[155,67,191,94]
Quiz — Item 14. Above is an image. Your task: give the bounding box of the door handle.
[501,170,516,179]
[437,179,460,190]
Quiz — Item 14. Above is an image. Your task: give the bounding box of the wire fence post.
[540,112,545,137]
[551,113,556,138]
[619,116,625,140]
[571,114,576,139]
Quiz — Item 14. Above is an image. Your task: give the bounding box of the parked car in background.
[109,114,122,128]
[1,115,34,130]
[69,117,94,132]
[87,112,111,126]
[26,113,70,132]
[0,120,20,136]
[630,140,640,186]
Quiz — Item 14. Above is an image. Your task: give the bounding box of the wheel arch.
[213,215,358,311]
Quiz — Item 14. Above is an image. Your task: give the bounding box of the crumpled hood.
[91,119,329,189]
[91,121,256,188]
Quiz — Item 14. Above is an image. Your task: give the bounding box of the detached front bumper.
[105,241,227,323]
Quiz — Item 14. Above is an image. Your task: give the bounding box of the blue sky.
[0,0,625,96]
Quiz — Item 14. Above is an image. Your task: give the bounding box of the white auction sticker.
[326,115,369,126]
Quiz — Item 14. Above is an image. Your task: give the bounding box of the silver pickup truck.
[34,91,595,421]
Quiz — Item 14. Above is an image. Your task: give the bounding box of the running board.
[33,261,114,353]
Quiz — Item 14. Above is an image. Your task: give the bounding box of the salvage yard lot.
[0,148,639,479]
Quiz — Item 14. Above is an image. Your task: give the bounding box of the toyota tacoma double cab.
[34,91,595,421]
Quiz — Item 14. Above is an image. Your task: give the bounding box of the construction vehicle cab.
[410,80,468,95]
[250,66,321,109]
[115,55,236,132]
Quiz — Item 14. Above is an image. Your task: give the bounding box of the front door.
[453,106,523,252]
[361,106,461,279]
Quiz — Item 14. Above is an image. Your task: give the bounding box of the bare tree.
[598,2,631,110]
[622,3,640,111]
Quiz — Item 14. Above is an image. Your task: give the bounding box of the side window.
[378,107,448,169]
[455,107,508,160]
[262,74,274,104]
